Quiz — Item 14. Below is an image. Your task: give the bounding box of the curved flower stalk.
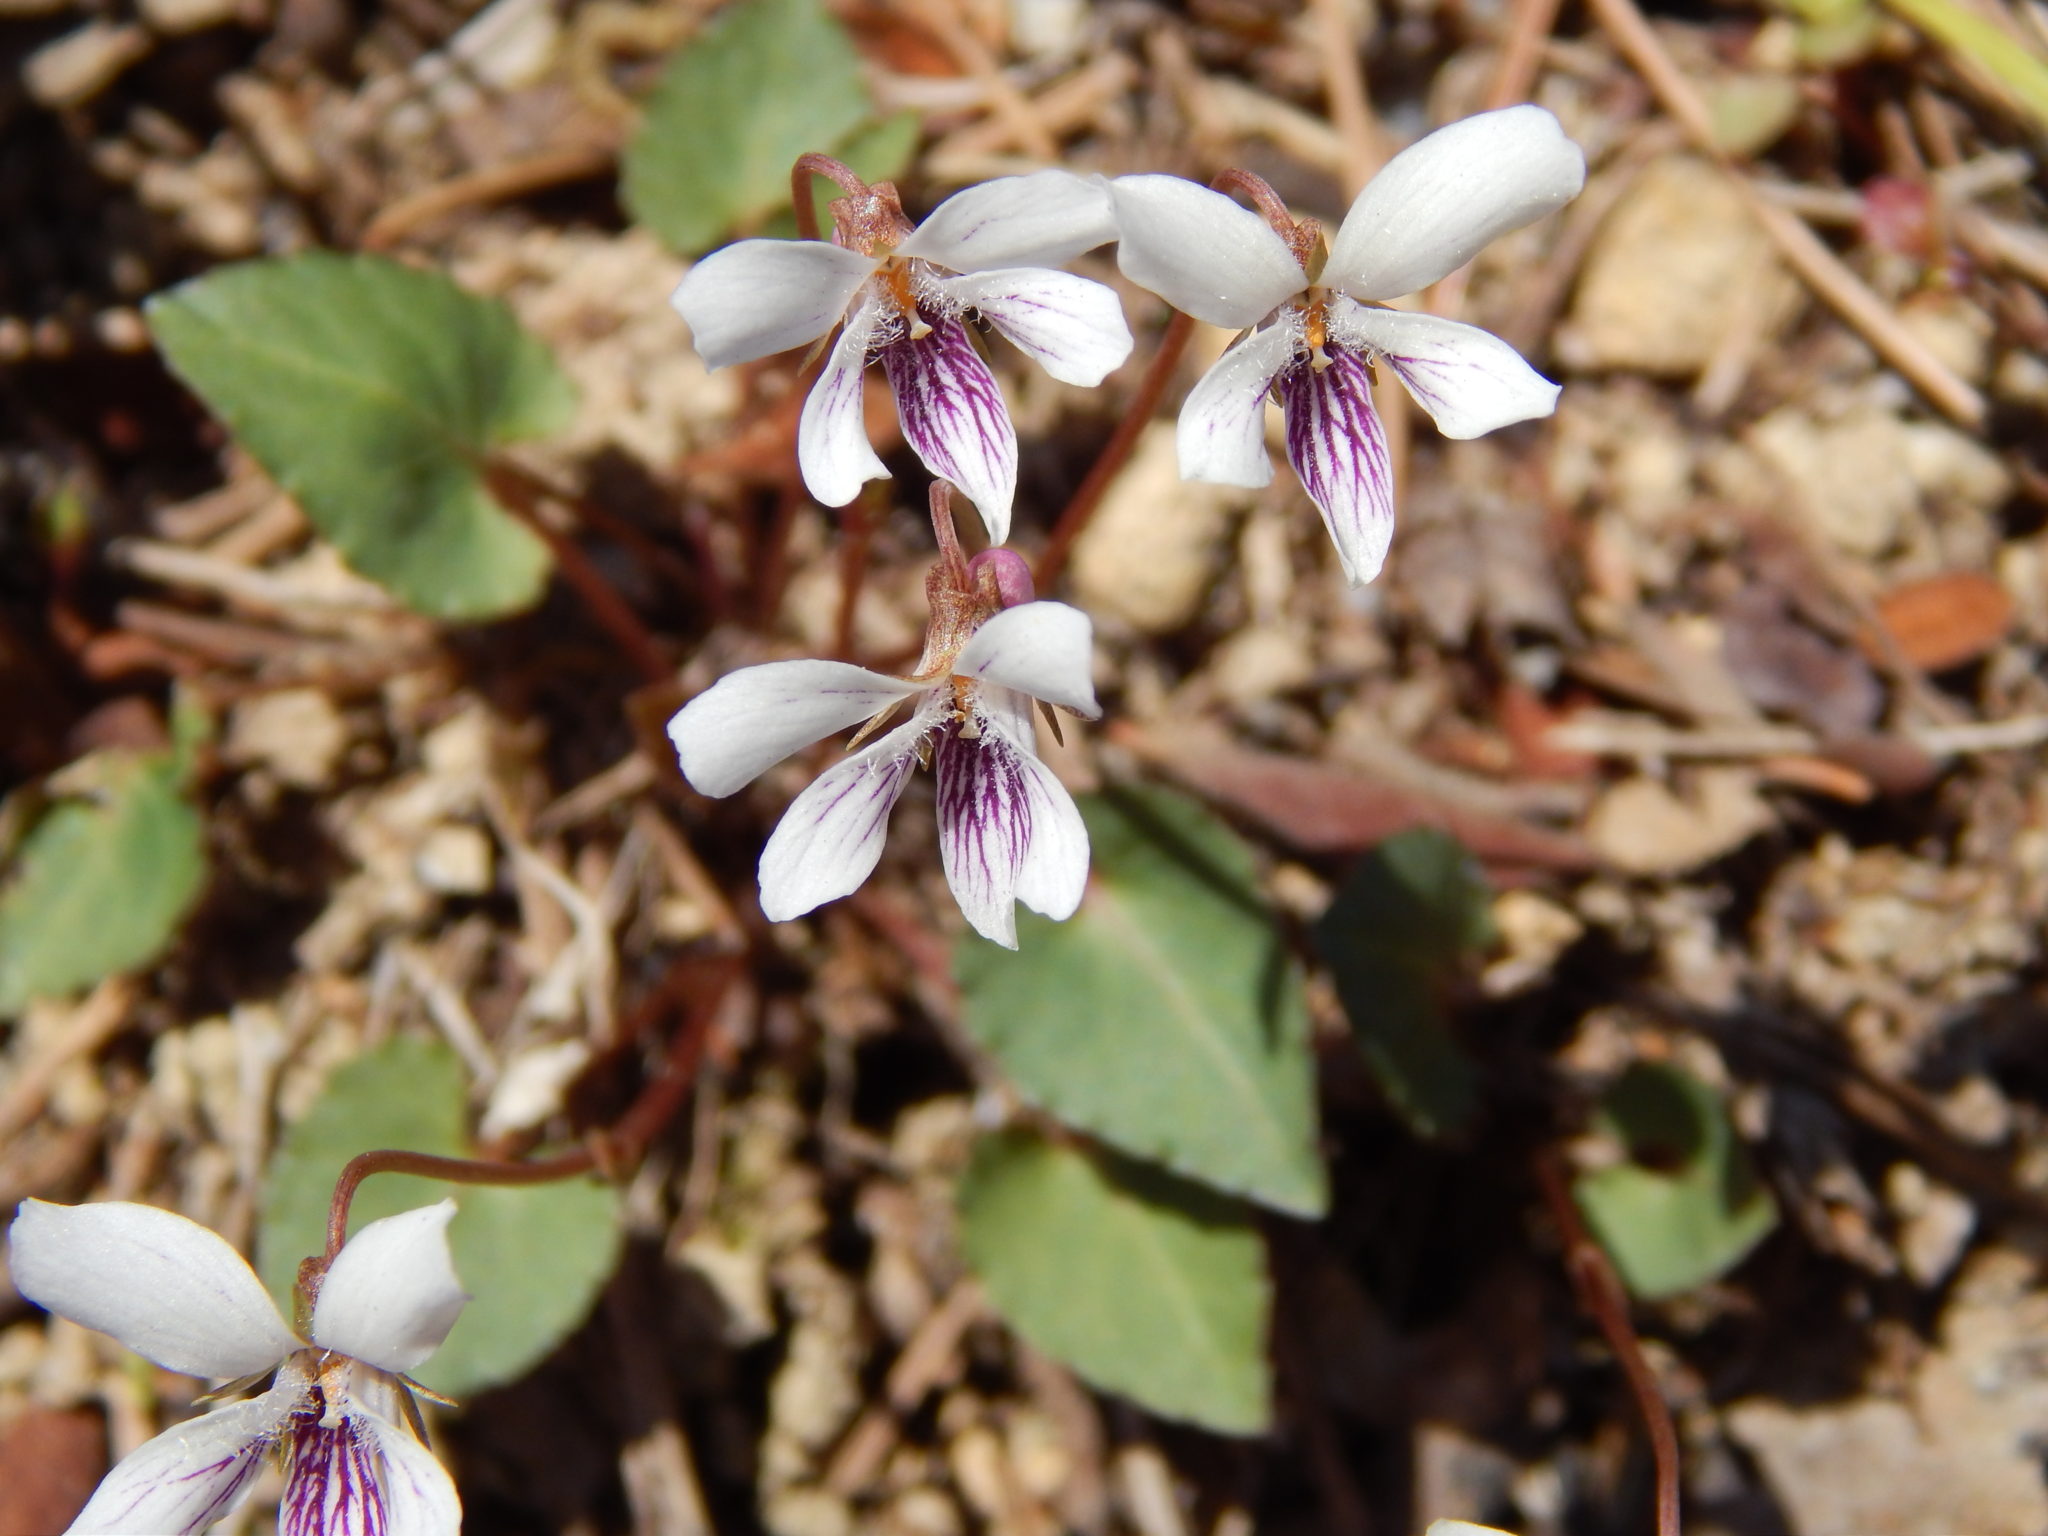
[1109,105,1586,584]
[668,486,1099,948]
[8,1198,466,1535]
[671,158,1132,544]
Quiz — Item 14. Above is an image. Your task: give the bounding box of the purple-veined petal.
[983,688,1090,924]
[1325,105,1587,301]
[1176,320,1298,488]
[756,703,944,922]
[797,296,890,507]
[281,1383,457,1536]
[1329,300,1560,438]
[953,601,1100,719]
[881,312,1017,544]
[65,1380,300,1535]
[1279,344,1396,585]
[9,1200,296,1380]
[670,240,875,369]
[1109,175,1305,330]
[338,1406,461,1536]
[310,1202,465,1376]
[668,659,927,799]
[935,690,1085,947]
[898,170,1118,273]
[934,269,1133,387]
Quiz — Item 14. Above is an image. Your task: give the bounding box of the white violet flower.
[671,163,1132,544]
[8,1197,467,1536]
[667,489,1098,948]
[1110,105,1586,584]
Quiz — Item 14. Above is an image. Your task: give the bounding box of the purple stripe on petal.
[1279,344,1396,586]
[284,1409,391,1536]
[935,715,1036,948]
[880,311,1018,545]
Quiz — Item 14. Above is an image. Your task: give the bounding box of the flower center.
[879,257,934,340]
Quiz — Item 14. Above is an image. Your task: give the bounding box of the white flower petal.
[1279,345,1396,585]
[1330,302,1560,438]
[1325,105,1587,301]
[987,692,1091,924]
[1176,321,1297,488]
[669,659,926,799]
[898,170,1118,273]
[935,269,1133,387]
[953,602,1100,719]
[756,704,943,922]
[281,1396,457,1536]
[670,239,875,369]
[1109,175,1305,330]
[880,312,1018,544]
[310,1202,465,1376]
[9,1200,296,1380]
[65,1381,298,1535]
[935,692,1086,947]
[797,297,890,507]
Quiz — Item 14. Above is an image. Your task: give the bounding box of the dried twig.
[1036,311,1195,589]
[1584,0,1987,427]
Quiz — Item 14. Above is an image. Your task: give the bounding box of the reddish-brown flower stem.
[483,458,670,685]
[1209,167,1297,235]
[791,153,866,242]
[321,955,739,1263]
[1535,1150,1683,1536]
[833,486,881,660]
[1034,309,1194,590]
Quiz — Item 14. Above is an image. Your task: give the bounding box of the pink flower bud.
[968,547,1035,608]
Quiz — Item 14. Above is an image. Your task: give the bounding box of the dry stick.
[1307,0,1381,196]
[1486,0,1567,109]
[361,147,615,250]
[1035,310,1195,589]
[1426,0,1568,322]
[1583,0,1986,429]
[323,955,739,1260]
[1535,1152,1682,1536]
[483,458,671,685]
[896,0,1058,162]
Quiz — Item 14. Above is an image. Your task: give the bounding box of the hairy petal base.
[1329,300,1560,439]
[936,269,1133,387]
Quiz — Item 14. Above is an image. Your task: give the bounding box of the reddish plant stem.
[484,459,670,685]
[791,152,865,242]
[323,956,739,1262]
[834,486,880,659]
[1034,309,1194,590]
[753,484,806,627]
[325,1148,589,1262]
[1536,1151,1682,1536]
